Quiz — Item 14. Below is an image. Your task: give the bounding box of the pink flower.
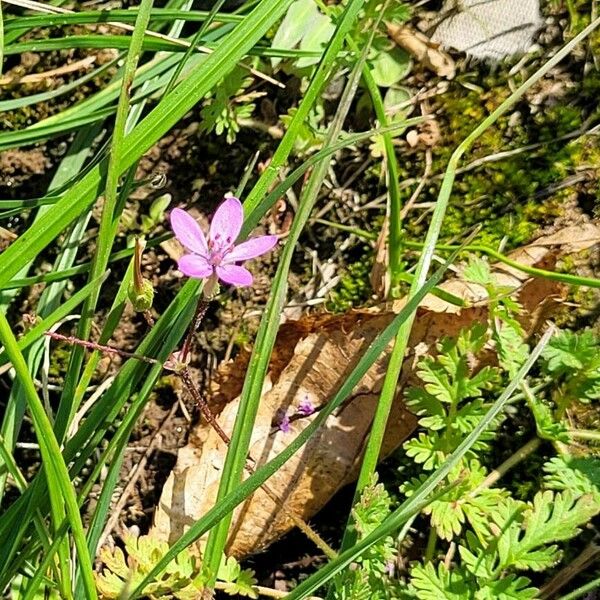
[170,197,278,287]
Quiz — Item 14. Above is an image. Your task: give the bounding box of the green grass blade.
[1,8,242,31]
[340,12,600,552]
[200,0,368,583]
[0,314,97,599]
[60,0,153,419]
[0,272,108,369]
[0,0,296,290]
[0,281,199,583]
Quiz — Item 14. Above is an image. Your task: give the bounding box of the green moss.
[47,342,72,379]
[326,247,374,313]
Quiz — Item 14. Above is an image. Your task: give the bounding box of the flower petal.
[177,254,213,279]
[216,264,253,287]
[209,197,243,247]
[170,208,208,256]
[224,235,278,263]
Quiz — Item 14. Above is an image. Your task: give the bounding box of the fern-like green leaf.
[495,492,600,572]
[408,562,470,599]
[544,456,600,498]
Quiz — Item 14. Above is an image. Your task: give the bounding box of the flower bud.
[128,238,154,312]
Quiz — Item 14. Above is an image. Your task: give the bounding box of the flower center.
[208,234,233,266]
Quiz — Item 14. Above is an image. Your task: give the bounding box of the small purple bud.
[297,396,315,417]
[276,411,290,433]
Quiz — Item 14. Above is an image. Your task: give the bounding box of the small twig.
[44,331,160,365]
[179,297,210,364]
[400,149,432,220]
[470,437,542,495]
[238,118,284,139]
[397,122,600,192]
[215,581,323,599]
[0,55,96,85]
[68,375,116,439]
[443,541,456,571]
[539,541,600,599]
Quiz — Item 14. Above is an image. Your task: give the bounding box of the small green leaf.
[271,0,319,67]
[296,14,335,68]
[149,193,172,224]
[544,456,600,498]
[370,47,411,87]
[463,257,492,286]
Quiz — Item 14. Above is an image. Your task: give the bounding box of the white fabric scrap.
[432,0,543,60]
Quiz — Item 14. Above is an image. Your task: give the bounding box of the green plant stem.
[472,437,542,494]
[345,34,403,291]
[313,221,600,290]
[403,241,600,289]
[340,13,600,552]
[0,313,97,599]
[424,527,438,563]
[162,0,226,97]
[557,576,600,600]
[57,0,153,442]
[568,429,600,442]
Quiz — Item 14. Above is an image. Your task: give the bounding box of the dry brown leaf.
[151,225,599,557]
[386,23,455,79]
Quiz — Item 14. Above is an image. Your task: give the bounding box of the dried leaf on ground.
[151,225,599,557]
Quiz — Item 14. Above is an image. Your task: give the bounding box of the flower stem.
[471,437,541,495]
[179,296,210,364]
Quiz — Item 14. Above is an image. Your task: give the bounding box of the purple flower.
[297,397,315,416]
[277,412,291,433]
[170,197,278,287]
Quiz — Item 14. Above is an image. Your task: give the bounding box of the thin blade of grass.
[200,0,368,583]
[340,12,600,553]
[0,313,97,599]
[1,8,242,32]
[0,272,109,369]
[0,0,296,290]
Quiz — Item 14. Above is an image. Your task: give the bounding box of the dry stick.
[177,368,337,559]
[396,122,600,192]
[0,55,96,85]
[2,0,284,88]
[539,540,600,599]
[215,581,323,600]
[470,437,542,496]
[44,331,160,366]
[98,401,180,549]
[179,298,210,365]
[400,148,432,220]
